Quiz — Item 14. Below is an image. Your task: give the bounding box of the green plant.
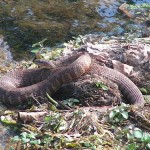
[124,127,150,150]
[72,35,85,47]
[12,132,41,145]
[95,82,109,91]
[31,39,64,61]
[44,113,67,132]
[62,98,80,108]
[30,38,48,54]
[64,35,86,48]
[109,103,129,123]
[80,141,96,150]
[126,142,138,150]
[32,38,47,48]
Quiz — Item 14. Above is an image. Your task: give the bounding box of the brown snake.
[0,53,145,107]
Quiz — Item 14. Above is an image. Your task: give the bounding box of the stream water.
[0,0,149,51]
[0,0,149,149]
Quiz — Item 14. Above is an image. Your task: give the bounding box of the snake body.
[0,53,145,107]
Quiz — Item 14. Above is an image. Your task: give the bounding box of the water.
[0,0,149,51]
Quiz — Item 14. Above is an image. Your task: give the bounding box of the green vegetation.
[62,98,80,108]
[119,126,150,150]
[0,103,146,149]
[12,132,41,145]
[140,87,150,95]
[127,3,150,10]
[30,38,64,61]
[108,103,129,123]
[95,81,109,91]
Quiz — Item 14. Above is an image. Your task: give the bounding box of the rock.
[112,60,133,75]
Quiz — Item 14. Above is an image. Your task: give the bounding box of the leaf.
[27,132,37,139]
[101,84,109,91]
[133,129,143,138]
[127,133,134,140]
[115,117,120,122]
[121,111,128,119]
[121,103,128,107]
[30,48,39,53]
[141,133,150,142]
[62,100,68,105]
[62,98,80,107]
[109,111,116,119]
[147,143,150,149]
[126,143,136,150]
[95,82,108,91]
[32,38,47,48]
[12,136,20,142]
[66,142,79,148]
[91,145,96,150]
[68,102,73,107]
[72,99,80,103]
[83,142,91,147]
[44,116,53,123]
[20,132,28,138]
[22,137,30,143]
[30,139,41,145]
[114,108,120,113]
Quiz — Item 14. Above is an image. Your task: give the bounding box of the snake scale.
[0,53,145,107]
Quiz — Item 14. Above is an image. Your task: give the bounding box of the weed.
[95,82,109,91]
[109,103,129,123]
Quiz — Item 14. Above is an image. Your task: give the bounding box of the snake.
[0,53,145,107]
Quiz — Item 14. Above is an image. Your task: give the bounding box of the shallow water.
[0,0,149,51]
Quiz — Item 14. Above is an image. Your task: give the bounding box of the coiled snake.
[0,53,145,107]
